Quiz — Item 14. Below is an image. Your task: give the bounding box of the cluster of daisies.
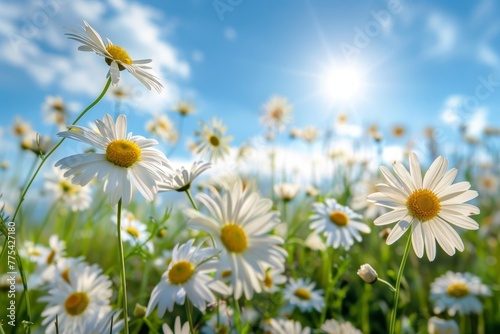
[4,19,494,334]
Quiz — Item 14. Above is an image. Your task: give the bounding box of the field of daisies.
[1,20,500,334]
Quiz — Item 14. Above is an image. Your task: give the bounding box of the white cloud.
[440,95,464,125]
[224,27,237,41]
[0,0,191,114]
[465,107,487,138]
[424,13,457,57]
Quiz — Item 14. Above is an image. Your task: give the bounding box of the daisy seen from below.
[159,161,212,192]
[194,117,233,162]
[44,166,92,212]
[173,100,196,116]
[65,20,163,92]
[260,95,293,131]
[321,319,363,334]
[430,271,491,316]
[39,262,113,334]
[55,114,172,206]
[309,198,371,250]
[112,209,153,252]
[185,179,287,299]
[267,319,311,334]
[146,239,229,316]
[367,152,480,261]
[283,277,325,313]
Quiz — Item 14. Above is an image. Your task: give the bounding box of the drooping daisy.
[194,118,233,162]
[185,179,287,299]
[112,210,153,252]
[162,316,190,334]
[44,166,92,212]
[21,132,54,156]
[159,161,212,192]
[65,20,163,92]
[283,277,324,313]
[430,271,491,316]
[146,239,228,316]
[267,319,311,334]
[146,113,178,144]
[321,319,363,334]
[367,153,480,261]
[39,262,113,334]
[55,114,172,206]
[260,96,293,130]
[427,316,459,334]
[357,264,378,284]
[309,199,371,250]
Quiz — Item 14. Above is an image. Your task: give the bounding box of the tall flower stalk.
[116,199,130,334]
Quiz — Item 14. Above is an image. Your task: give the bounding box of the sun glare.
[322,66,363,101]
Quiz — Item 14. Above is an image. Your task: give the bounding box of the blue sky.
[1,0,500,160]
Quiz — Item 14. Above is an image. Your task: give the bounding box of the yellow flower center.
[271,107,284,120]
[294,288,311,300]
[220,224,247,253]
[29,249,41,256]
[168,260,195,284]
[105,45,133,70]
[46,250,56,265]
[65,292,89,316]
[406,189,441,221]
[446,282,469,298]
[60,181,77,194]
[221,270,232,278]
[61,268,71,284]
[209,135,220,147]
[52,102,65,112]
[263,272,273,288]
[106,139,141,168]
[329,211,349,226]
[126,226,140,238]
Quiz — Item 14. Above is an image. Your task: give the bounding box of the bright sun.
[322,66,363,101]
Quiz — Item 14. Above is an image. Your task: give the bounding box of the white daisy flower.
[44,166,92,212]
[159,161,212,192]
[42,95,74,129]
[268,318,311,334]
[430,271,491,316]
[112,210,153,252]
[55,114,172,206]
[201,303,235,334]
[427,316,459,334]
[367,153,480,261]
[260,96,293,130]
[162,316,190,334]
[321,319,362,334]
[146,113,178,144]
[39,257,85,289]
[146,239,228,316]
[274,182,301,202]
[12,116,32,137]
[299,126,319,143]
[357,264,378,284]
[39,262,113,334]
[194,118,233,162]
[261,267,287,293]
[185,179,287,299]
[283,277,324,313]
[309,199,371,250]
[65,20,163,92]
[21,132,54,156]
[83,309,124,334]
[172,101,196,117]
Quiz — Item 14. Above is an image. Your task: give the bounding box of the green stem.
[185,189,198,211]
[378,278,396,292]
[185,299,195,334]
[319,249,332,325]
[233,297,243,333]
[117,199,130,334]
[389,233,412,334]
